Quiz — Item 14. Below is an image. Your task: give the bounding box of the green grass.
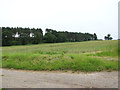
[0,89,7,90]
[2,40,119,72]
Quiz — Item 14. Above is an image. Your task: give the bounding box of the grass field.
[2,40,119,72]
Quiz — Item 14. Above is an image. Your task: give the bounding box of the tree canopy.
[104,34,113,40]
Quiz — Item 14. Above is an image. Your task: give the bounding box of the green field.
[2,40,119,72]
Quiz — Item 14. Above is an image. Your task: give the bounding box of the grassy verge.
[2,53,118,72]
[2,40,119,72]
[0,89,7,90]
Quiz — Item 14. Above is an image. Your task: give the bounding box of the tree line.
[2,27,97,46]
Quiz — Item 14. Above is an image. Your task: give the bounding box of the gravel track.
[0,69,118,88]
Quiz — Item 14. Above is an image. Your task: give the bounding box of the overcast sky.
[0,0,119,39]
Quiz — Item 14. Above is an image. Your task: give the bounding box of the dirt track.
[1,69,118,88]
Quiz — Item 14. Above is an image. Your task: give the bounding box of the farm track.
[0,68,118,88]
[88,56,118,61]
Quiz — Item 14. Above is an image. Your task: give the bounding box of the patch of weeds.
[37,50,44,54]
[0,74,4,76]
[72,70,76,73]
[107,69,112,72]
[70,56,74,59]
[46,51,59,55]
[2,56,9,60]
[63,51,67,54]
[82,51,85,53]
[64,70,67,72]
[61,53,64,56]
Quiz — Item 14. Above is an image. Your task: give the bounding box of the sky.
[0,0,119,39]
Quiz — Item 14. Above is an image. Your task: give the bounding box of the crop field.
[2,40,119,72]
